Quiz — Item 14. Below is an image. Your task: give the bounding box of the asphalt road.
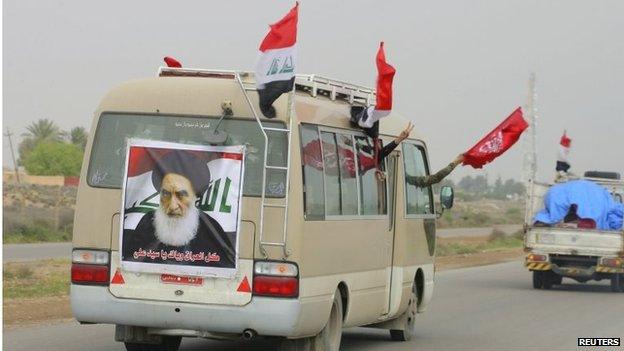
[2,226,522,263]
[2,242,72,262]
[4,260,623,351]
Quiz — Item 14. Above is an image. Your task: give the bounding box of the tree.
[23,142,83,176]
[19,118,63,163]
[23,118,63,143]
[68,127,88,150]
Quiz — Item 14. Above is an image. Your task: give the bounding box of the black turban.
[151,150,211,197]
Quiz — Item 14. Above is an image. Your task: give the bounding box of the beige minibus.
[70,67,454,351]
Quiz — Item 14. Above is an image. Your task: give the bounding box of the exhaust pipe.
[242,329,257,340]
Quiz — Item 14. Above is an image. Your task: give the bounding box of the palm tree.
[22,118,63,143]
[68,127,88,150]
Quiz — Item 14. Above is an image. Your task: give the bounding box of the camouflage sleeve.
[406,161,458,188]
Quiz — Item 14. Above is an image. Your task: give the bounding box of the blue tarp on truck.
[534,180,624,231]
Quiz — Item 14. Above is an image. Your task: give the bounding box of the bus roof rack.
[157,68,376,106]
[158,67,253,80]
[295,74,376,106]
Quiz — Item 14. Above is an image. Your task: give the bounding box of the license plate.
[160,274,204,286]
[539,233,556,244]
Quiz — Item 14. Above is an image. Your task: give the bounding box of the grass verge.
[3,259,70,299]
[436,229,524,257]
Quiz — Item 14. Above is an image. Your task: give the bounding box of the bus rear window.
[87,113,287,197]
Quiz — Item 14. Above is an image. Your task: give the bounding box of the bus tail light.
[253,276,299,298]
[71,249,110,285]
[253,261,299,298]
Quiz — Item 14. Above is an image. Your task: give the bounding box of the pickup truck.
[524,176,624,292]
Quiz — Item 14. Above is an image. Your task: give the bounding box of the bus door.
[383,152,399,314]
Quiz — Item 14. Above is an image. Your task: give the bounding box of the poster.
[119,139,244,277]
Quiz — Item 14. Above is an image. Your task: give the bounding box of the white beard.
[153,206,200,247]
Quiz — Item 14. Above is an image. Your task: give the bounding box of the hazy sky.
[3,0,623,182]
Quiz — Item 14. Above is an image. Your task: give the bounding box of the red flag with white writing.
[462,107,529,169]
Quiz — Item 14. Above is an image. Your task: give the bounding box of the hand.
[375,169,386,182]
[453,154,465,165]
[397,122,414,142]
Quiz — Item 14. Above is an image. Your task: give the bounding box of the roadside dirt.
[3,295,73,328]
[436,248,524,271]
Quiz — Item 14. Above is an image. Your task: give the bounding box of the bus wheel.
[124,336,181,351]
[611,274,624,292]
[311,289,343,351]
[389,283,417,341]
[532,271,543,289]
[279,338,311,351]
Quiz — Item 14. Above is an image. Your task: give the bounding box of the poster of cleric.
[119,139,245,277]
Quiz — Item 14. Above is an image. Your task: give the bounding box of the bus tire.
[389,283,417,341]
[311,289,343,351]
[532,271,543,289]
[124,336,181,351]
[279,338,311,351]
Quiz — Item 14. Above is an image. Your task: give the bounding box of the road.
[4,260,623,351]
[2,225,522,263]
[3,242,72,262]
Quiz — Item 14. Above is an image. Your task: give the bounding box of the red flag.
[463,107,528,169]
[375,42,396,111]
[163,56,182,68]
[358,42,396,129]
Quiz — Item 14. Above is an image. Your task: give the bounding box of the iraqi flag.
[356,42,397,129]
[462,107,529,169]
[255,2,298,118]
[556,131,571,172]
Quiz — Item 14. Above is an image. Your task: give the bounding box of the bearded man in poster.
[122,150,236,268]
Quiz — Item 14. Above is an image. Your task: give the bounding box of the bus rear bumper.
[71,284,303,337]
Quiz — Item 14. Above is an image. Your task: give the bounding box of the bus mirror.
[440,186,454,210]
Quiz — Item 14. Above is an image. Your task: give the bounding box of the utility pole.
[4,127,21,183]
[522,73,538,184]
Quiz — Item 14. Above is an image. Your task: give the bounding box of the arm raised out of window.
[406,154,464,188]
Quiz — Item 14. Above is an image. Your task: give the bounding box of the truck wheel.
[124,336,181,351]
[611,274,624,292]
[390,283,417,341]
[552,274,563,285]
[532,271,543,289]
[542,272,554,290]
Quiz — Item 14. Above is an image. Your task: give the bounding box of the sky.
[3,0,623,183]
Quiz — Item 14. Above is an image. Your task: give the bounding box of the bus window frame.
[301,124,389,221]
[402,140,437,220]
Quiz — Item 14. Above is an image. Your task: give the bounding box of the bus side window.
[402,143,434,215]
[320,131,358,216]
[355,136,387,215]
[300,124,325,219]
[336,133,358,215]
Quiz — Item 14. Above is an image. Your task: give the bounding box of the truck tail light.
[601,258,623,268]
[527,253,547,262]
[71,249,110,285]
[253,261,299,298]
